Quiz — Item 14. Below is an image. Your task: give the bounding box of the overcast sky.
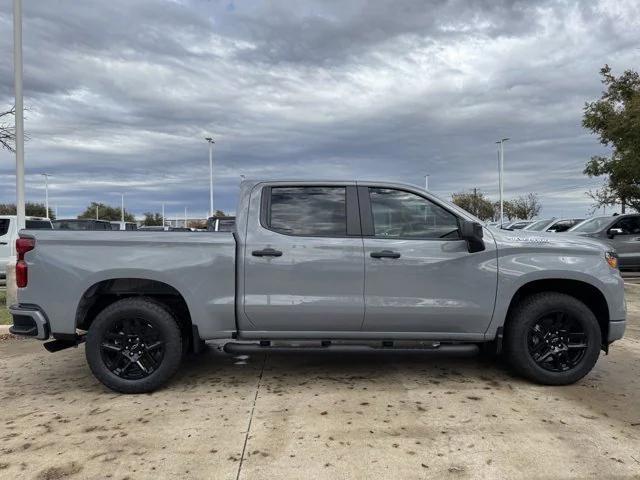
[0,0,638,219]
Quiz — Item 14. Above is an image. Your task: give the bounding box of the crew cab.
[9,180,626,393]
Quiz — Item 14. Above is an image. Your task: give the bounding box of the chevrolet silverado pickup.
[9,180,626,393]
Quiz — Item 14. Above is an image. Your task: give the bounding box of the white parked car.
[0,216,53,278]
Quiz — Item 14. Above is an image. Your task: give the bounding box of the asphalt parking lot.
[1,284,639,480]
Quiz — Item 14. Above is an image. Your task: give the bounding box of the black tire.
[504,292,601,385]
[85,297,183,393]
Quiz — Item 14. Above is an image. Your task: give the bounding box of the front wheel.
[85,297,183,393]
[504,292,601,385]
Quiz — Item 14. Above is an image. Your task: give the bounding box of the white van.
[0,216,53,278]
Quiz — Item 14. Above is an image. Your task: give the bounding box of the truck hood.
[488,227,611,255]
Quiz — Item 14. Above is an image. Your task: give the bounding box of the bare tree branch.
[0,106,16,153]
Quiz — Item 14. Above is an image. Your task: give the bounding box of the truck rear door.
[358,185,498,338]
[240,183,365,333]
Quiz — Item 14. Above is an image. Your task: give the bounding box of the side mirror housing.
[608,227,624,239]
[459,220,485,253]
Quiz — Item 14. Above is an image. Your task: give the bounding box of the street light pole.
[13,0,25,230]
[205,137,215,218]
[496,138,509,226]
[121,194,124,223]
[424,174,430,191]
[41,173,51,219]
[161,203,165,227]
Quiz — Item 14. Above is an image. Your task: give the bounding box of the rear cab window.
[265,186,347,237]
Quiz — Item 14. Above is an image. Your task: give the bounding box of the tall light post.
[41,173,51,218]
[120,194,125,223]
[184,206,188,228]
[496,138,509,226]
[13,0,25,230]
[205,137,215,217]
[424,174,430,191]
[161,203,165,227]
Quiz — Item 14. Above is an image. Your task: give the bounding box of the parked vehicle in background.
[0,216,52,278]
[139,225,171,232]
[569,213,640,270]
[138,226,193,232]
[524,218,584,233]
[9,180,626,393]
[207,216,236,232]
[52,219,112,231]
[110,221,138,231]
[502,220,534,230]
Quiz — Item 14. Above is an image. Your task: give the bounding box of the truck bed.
[18,230,237,338]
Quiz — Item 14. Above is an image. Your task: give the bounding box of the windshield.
[524,219,552,231]
[569,216,611,233]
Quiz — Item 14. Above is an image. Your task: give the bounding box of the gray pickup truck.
[9,180,626,393]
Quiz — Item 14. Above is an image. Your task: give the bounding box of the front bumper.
[608,319,626,343]
[9,304,50,340]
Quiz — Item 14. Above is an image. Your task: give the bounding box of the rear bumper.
[608,319,626,343]
[8,304,50,340]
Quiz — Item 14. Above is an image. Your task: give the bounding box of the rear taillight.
[15,237,35,288]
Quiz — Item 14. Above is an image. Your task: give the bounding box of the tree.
[510,193,542,220]
[78,202,134,222]
[0,202,55,219]
[451,189,495,220]
[492,194,541,221]
[583,65,640,213]
[212,209,226,218]
[142,212,164,226]
[1,106,15,152]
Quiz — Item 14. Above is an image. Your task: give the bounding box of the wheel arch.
[75,278,196,350]
[504,278,610,347]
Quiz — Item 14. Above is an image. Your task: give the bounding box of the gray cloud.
[0,0,639,219]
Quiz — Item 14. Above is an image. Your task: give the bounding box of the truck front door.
[241,184,365,333]
[358,186,497,338]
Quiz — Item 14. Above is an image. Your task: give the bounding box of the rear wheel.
[504,292,601,385]
[85,297,183,393]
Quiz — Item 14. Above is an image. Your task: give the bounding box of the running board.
[223,342,479,356]
[44,334,86,353]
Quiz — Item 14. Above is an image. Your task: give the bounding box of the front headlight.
[605,251,618,269]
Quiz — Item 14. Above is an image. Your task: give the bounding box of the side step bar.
[223,342,479,356]
[44,334,86,353]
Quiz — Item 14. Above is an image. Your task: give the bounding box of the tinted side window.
[0,219,10,236]
[613,216,640,234]
[549,220,573,232]
[269,187,346,236]
[369,188,459,239]
[26,220,52,229]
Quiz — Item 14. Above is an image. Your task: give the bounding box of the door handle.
[370,250,401,259]
[0,242,7,245]
[252,248,283,257]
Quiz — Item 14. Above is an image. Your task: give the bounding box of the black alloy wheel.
[527,311,588,372]
[504,292,601,385]
[100,317,165,380]
[86,297,183,393]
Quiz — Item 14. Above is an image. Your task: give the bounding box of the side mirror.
[608,228,624,239]
[459,220,485,253]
